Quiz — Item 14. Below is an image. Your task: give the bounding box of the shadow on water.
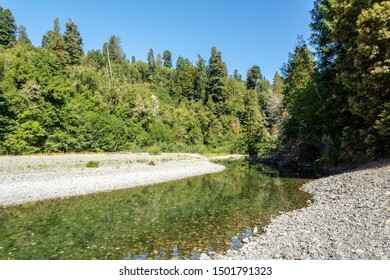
[0,159,314,260]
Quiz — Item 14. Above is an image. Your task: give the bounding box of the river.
[0,160,315,260]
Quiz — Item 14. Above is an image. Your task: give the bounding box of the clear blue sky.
[2,0,315,80]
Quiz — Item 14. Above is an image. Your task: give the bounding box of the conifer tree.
[162,50,172,68]
[156,53,163,67]
[246,65,262,90]
[194,55,207,101]
[104,35,124,63]
[206,46,227,104]
[17,25,31,45]
[42,18,69,65]
[241,89,269,155]
[147,48,156,73]
[0,6,16,47]
[233,69,241,81]
[63,19,84,65]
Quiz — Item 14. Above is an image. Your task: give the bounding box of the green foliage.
[246,65,262,90]
[239,90,270,156]
[86,160,99,168]
[0,88,16,150]
[42,18,69,66]
[105,35,125,63]
[63,19,84,65]
[266,72,285,142]
[3,120,46,154]
[276,0,390,166]
[207,46,228,105]
[17,25,31,45]
[162,50,172,68]
[280,38,328,159]
[147,48,155,75]
[173,56,196,100]
[0,6,16,47]
[147,145,161,155]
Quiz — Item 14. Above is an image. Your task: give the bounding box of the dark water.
[0,160,313,260]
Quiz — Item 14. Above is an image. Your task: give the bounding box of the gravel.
[0,153,225,207]
[212,161,390,260]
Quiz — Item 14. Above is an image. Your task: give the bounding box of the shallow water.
[0,160,313,260]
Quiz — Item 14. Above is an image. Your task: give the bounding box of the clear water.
[0,160,313,260]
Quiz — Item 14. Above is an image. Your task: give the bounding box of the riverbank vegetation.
[0,0,388,167]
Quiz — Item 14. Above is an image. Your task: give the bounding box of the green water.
[0,160,312,260]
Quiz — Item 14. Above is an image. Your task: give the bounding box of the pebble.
[214,161,390,260]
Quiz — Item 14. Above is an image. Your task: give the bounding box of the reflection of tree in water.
[0,160,311,260]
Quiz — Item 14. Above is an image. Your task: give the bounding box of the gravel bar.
[0,153,225,207]
[213,161,390,260]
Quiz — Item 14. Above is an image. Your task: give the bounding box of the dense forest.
[0,0,389,167]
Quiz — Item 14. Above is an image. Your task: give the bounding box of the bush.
[86,160,99,168]
[147,145,161,155]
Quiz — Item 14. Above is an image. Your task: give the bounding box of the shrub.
[86,160,99,168]
[147,145,161,155]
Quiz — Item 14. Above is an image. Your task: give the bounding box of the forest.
[0,0,389,167]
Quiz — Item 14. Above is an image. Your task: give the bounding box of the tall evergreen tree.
[162,50,172,68]
[17,25,31,45]
[266,72,285,137]
[334,0,390,154]
[147,48,156,73]
[42,18,69,65]
[281,38,325,146]
[240,89,269,155]
[174,56,195,99]
[310,0,338,70]
[42,18,60,46]
[104,35,124,62]
[156,53,163,67]
[63,19,84,65]
[194,55,207,101]
[0,6,16,47]
[309,0,390,158]
[206,46,227,103]
[233,69,243,81]
[246,65,262,90]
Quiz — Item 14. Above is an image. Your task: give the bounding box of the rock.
[242,237,250,243]
[355,249,365,255]
[215,161,390,260]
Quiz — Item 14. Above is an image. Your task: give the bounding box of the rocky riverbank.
[211,160,390,260]
[0,153,225,207]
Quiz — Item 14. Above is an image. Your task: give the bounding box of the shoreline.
[212,159,390,260]
[0,152,226,207]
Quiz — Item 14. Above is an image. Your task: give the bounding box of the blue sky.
[2,0,315,80]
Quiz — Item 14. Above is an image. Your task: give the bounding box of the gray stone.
[214,161,390,260]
